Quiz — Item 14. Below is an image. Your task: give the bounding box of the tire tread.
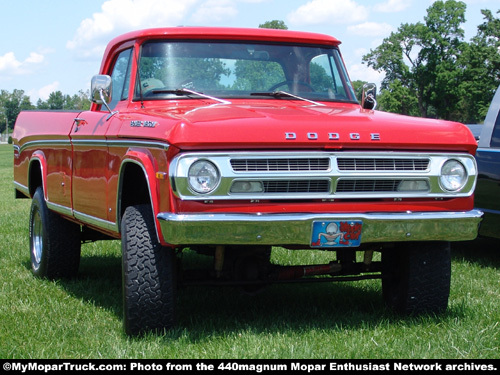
[121,204,176,336]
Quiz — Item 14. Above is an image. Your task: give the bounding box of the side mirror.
[91,75,112,105]
[91,75,117,119]
[361,83,377,110]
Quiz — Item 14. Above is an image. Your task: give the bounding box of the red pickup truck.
[13,27,482,335]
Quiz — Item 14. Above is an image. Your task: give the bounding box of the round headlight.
[440,160,467,191]
[188,160,220,194]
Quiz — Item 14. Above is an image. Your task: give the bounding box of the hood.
[120,99,477,153]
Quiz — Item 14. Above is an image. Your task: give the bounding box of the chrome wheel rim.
[31,210,43,270]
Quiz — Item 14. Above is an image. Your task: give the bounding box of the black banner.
[1,359,498,374]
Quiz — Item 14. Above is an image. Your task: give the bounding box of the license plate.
[311,220,362,248]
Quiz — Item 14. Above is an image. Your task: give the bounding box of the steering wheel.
[141,78,165,96]
[268,80,315,92]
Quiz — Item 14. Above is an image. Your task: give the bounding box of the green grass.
[0,143,498,359]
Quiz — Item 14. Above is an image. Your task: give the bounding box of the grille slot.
[262,180,330,193]
[336,179,403,193]
[231,158,330,172]
[337,158,429,171]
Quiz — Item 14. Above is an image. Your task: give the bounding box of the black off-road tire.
[382,241,451,315]
[29,187,81,279]
[121,204,176,336]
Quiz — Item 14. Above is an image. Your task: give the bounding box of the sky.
[0,0,498,103]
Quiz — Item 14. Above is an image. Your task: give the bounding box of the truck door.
[70,111,113,229]
[70,47,134,232]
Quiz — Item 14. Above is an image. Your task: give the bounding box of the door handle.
[73,118,87,132]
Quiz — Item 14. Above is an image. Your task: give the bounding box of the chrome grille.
[337,158,429,171]
[336,179,402,193]
[263,180,330,193]
[231,158,330,172]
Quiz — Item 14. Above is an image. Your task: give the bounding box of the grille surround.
[171,151,477,200]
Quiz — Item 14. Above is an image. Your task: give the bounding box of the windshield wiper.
[250,90,325,106]
[151,88,231,104]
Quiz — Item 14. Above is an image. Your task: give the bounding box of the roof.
[99,26,342,82]
[108,26,341,46]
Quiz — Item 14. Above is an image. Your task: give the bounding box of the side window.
[310,54,334,92]
[310,54,347,99]
[108,49,132,109]
[490,111,500,148]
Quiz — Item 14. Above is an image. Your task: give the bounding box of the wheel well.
[28,160,43,197]
[119,162,151,223]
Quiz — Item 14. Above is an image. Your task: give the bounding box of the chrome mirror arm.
[99,89,118,120]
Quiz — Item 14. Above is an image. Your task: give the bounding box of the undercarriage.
[181,245,383,290]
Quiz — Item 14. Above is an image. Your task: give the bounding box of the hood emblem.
[285,132,380,141]
[130,120,158,128]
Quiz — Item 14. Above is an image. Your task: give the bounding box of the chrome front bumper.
[157,209,483,246]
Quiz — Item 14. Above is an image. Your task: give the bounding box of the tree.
[65,90,92,110]
[363,1,500,122]
[363,0,467,120]
[422,0,467,120]
[35,98,48,110]
[259,20,288,30]
[36,90,92,111]
[0,89,34,133]
[1,88,91,133]
[47,91,65,110]
[457,9,500,123]
[377,79,419,116]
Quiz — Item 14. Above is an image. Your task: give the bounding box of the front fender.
[117,148,162,241]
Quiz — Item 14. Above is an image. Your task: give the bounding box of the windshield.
[135,41,357,103]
